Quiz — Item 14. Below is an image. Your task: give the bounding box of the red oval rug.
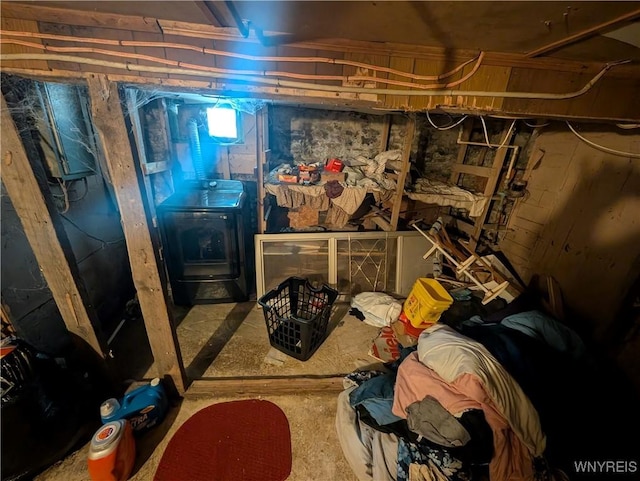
[154,399,292,481]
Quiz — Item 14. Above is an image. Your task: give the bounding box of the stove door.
[161,211,240,280]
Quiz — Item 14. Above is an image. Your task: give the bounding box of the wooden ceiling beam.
[2,2,638,77]
[526,8,640,58]
[1,2,161,33]
[193,1,225,28]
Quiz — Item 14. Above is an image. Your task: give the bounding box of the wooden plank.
[0,94,104,356]
[70,25,138,75]
[143,98,175,203]
[440,214,476,237]
[162,33,215,83]
[220,146,231,179]
[214,39,278,72]
[501,69,640,120]
[451,164,494,177]
[87,75,186,393]
[1,2,638,79]
[342,51,389,102]
[456,64,512,112]
[380,115,391,152]
[1,2,161,33]
[588,76,640,122]
[390,115,416,230]
[526,8,640,58]
[193,1,225,27]
[0,18,48,70]
[141,161,171,175]
[132,30,168,79]
[385,56,415,110]
[409,58,460,111]
[372,216,392,232]
[314,49,345,86]
[37,22,81,72]
[449,118,474,185]
[502,68,585,117]
[469,129,513,250]
[256,107,267,234]
[187,376,346,397]
[1,66,380,110]
[276,45,316,76]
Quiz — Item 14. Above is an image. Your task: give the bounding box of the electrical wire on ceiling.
[425,110,468,130]
[0,29,480,83]
[523,120,551,128]
[566,122,640,158]
[1,53,626,101]
[479,116,492,147]
[616,123,640,130]
[497,120,517,149]
[0,38,485,91]
[479,117,517,149]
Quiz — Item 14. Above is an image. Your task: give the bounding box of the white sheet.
[406,178,488,217]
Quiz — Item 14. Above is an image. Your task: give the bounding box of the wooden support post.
[390,115,415,231]
[380,114,391,152]
[256,106,268,234]
[87,75,186,393]
[449,118,473,185]
[1,95,105,356]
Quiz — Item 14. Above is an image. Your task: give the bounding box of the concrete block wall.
[500,123,640,341]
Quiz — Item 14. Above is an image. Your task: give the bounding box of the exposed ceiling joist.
[526,8,640,57]
[193,2,225,28]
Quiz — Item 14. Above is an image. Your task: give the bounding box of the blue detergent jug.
[100,378,169,434]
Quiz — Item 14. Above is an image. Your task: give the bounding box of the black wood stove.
[157,180,252,305]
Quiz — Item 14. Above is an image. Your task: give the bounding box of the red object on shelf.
[325,158,344,172]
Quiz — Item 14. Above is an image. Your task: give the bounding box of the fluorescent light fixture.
[206,106,238,139]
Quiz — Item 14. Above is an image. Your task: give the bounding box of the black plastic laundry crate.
[258,277,338,361]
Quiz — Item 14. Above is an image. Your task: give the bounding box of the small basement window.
[206,105,241,143]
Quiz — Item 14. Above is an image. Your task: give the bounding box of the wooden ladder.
[449,118,512,251]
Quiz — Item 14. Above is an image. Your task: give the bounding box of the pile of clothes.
[336,299,639,481]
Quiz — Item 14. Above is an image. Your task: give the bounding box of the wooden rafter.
[526,8,640,58]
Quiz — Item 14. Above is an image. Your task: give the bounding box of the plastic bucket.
[403,278,453,328]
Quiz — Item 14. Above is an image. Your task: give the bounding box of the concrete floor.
[36,301,381,481]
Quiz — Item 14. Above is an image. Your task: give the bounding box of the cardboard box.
[391,320,419,348]
[321,171,346,183]
[368,326,401,363]
[277,173,298,183]
[288,205,320,228]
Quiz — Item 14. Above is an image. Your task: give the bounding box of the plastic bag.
[350,292,402,328]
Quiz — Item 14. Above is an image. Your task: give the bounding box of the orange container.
[403,278,453,329]
[87,420,136,481]
[398,310,427,338]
